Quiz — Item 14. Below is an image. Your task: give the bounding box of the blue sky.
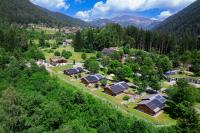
[30,0,196,21]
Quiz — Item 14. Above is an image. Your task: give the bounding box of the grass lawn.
[43,46,96,63]
[49,65,176,126]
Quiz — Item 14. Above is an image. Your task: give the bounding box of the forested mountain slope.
[155,0,200,37]
[0,0,90,27]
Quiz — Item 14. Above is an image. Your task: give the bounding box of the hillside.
[0,0,90,27]
[155,0,200,37]
[90,15,160,29]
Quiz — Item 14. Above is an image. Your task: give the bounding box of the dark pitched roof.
[83,74,103,83]
[64,67,83,75]
[139,94,166,113]
[101,47,119,55]
[142,94,166,103]
[139,99,164,113]
[108,82,129,95]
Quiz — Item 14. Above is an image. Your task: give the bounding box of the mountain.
[0,0,90,27]
[155,0,200,37]
[90,19,114,27]
[90,15,160,29]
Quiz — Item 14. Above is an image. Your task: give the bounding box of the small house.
[164,70,178,76]
[104,82,129,96]
[64,67,84,76]
[136,94,166,116]
[50,57,67,66]
[81,74,103,85]
[101,47,119,55]
[63,39,72,47]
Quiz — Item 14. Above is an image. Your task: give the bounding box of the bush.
[100,79,107,87]
[54,51,61,56]
[96,52,102,58]
[62,50,72,59]
[81,53,87,60]
[123,95,130,101]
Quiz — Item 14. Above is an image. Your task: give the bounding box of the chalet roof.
[142,94,166,103]
[102,47,119,55]
[139,94,166,113]
[108,82,129,95]
[50,56,66,62]
[139,99,165,113]
[83,74,103,83]
[65,67,83,75]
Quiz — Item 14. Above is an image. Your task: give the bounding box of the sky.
[30,0,196,21]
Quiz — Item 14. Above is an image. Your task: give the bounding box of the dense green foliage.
[166,80,200,133]
[155,0,200,38]
[62,50,72,59]
[95,49,172,91]
[73,24,200,54]
[0,0,89,27]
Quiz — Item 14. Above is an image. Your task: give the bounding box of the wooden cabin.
[136,94,166,116]
[101,47,119,55]
[64,67,84,76]
[81,74,103,85]
[104,82,129,96]
[50,57,67,66]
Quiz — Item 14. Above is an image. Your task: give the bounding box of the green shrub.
[123,95,130,101]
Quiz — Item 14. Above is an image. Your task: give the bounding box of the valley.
[0,0,200,133]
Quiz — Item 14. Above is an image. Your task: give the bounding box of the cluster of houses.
[61,27,80,34]
[163,70,200,85]
[48,47,168,116]
[63,66,166,116]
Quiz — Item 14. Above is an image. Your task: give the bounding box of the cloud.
[30,0,70,11]
[75,0,196,21]
[158,11,174,20]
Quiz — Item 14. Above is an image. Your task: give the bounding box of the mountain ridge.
[155,0,200,37]
[90,15,160,29]
[0,0,90,27]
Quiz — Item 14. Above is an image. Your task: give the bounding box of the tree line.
[73,23,200,54]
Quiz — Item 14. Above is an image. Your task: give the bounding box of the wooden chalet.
[64,67,84,76]
[50,57,67,66]
[101,47,119,55]
[104,82,129,96]
[136,94,166,116]
[81,74,103,85]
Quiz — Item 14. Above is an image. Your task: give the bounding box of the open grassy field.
[48,64,176,126]
[43,46,96,63]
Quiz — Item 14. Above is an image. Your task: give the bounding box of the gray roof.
[65,67,83,75]
[108,82,129,95]
[84,74,103,83]
[139,94,166,113]
[139,99,164,113]
[142,94,166,103]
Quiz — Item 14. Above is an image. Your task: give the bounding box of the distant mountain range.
[0,0,90,27]
[90,15,160,29]
[155,0,200,37]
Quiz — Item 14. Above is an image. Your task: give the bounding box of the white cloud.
[30,0,70,11]
[75,0,196,21]
[158,11,174,20]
